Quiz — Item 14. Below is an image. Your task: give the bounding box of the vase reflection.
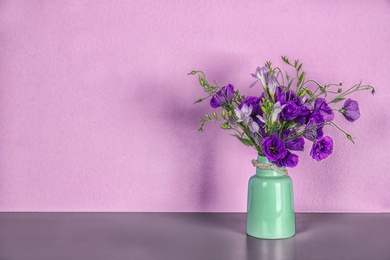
[246,235,296,260]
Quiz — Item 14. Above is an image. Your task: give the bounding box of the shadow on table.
[199,213,247,234]
[166,213,246,235]
[295,213,311,235]
[172,213,318,237]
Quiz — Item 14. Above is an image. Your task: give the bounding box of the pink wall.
[0,0,389,212]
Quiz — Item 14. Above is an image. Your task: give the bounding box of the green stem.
[241,124,261,152]
[273,67,284,86]
[328,82,375,103]
[326,122,354,143]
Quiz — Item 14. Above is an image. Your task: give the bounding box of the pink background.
[0,1,389,212]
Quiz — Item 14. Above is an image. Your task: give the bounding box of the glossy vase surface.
[247,155,295,239]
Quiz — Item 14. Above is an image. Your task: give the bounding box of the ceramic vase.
[247,155,295,239]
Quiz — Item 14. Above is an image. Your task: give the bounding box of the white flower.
[234,104,252,125]
[256,114,266,123]
[271,102,286,123]
[254,66,270,88]
[267,77,278,97]
[248,120,260,133]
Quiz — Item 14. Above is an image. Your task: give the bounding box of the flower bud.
[347,134,355,144]
[221,110,226,119]
[219,123,231,129]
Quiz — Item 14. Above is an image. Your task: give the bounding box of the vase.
[247,155,295,239]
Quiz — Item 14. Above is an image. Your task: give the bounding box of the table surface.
[0,213,389,260]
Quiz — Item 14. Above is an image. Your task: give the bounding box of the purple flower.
[261,134,288,163]
[285,89,298,103]
[274,86,286,104]
[275,86,297,104]
[276,151,299,168]
[288,137,304,151]
[282,129,305,151]
[300,105,310,116]
[239,96,260,116]
[275,87,310,124]
[310,136,333,161]
[309,111,324,124]
[288,138,305,151]
[313,98,334,121]
[210,84,234,108]
[304,118,324,141]
[341,98,360,122]
[295,105,311,124]
[281,101,301,121]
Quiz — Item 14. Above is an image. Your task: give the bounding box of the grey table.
[0,213,389,260]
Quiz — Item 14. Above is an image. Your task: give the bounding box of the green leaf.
[285,72,290,81]
[199,75,206,86]
[329,97,346,103]
[234,135,254,146]
[287,80,293,90]
[198,122,205,132]
[298,72,306,81]
[281,56,291,65]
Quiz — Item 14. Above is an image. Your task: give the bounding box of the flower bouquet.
[189,57,375,239]
[189,57,375,168]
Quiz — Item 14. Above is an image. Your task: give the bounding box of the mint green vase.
[247,155,295,239]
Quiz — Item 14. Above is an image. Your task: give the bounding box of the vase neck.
[255,155,286,177]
